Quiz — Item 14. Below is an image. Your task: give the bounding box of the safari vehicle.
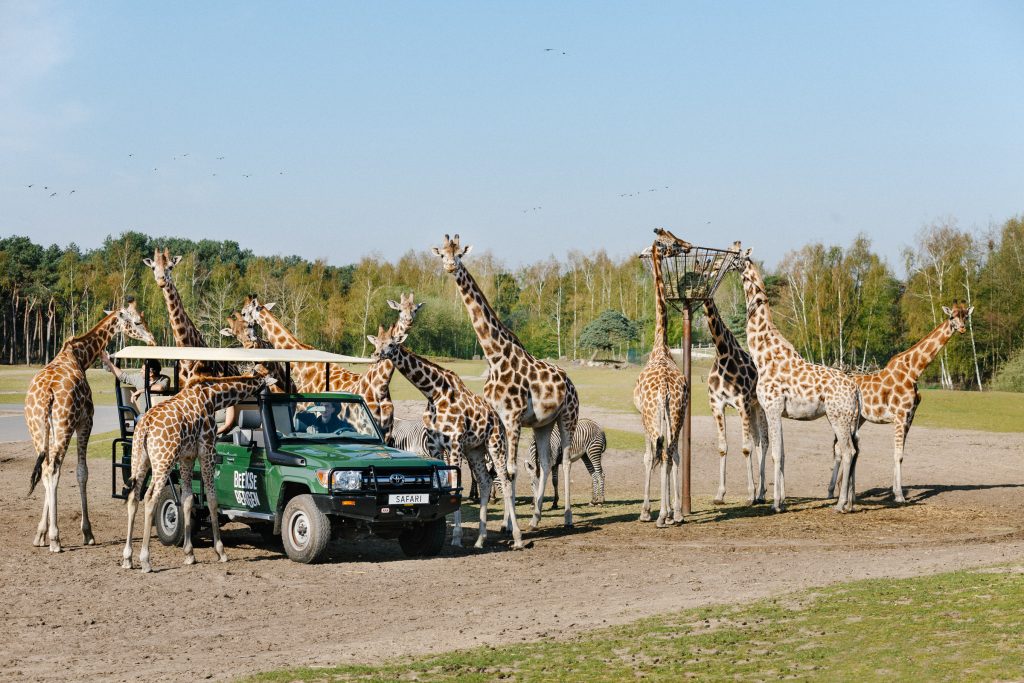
[109,346,461,563]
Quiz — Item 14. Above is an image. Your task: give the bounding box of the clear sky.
[2,1,1022,271]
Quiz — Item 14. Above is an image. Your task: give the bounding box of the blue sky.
[2,1,1022,271]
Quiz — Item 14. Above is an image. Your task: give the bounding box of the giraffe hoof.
[33,537,47,548]
[894,495,906,504]
[712,497,725,505]
[474,539,485,549]
[49,543,62,553]
[84,535,96,546]
[833,505,848,514]
[218,554,228,563]
[141,565,152,574]
[639,511,652,522]
[527,523,538,532]
[655,518,668,528]
[121,558,133,570]
[183,554,196,565]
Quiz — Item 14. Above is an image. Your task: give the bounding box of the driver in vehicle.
[294,401,354,434]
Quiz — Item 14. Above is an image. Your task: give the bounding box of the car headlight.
[434,468,450,488]
[332,470,362,491]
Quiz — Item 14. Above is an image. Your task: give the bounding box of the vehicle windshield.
[269,398,383,444]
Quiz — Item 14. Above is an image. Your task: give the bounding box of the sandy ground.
[2,400,1023,682]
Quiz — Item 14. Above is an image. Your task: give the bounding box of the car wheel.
[399,518,446,558]
[154,486,190,547]
[281,495,331,564]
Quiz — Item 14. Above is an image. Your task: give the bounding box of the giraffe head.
[431,234,472,273]
[387,292,424,332]
[220,312,258,346]
[367,324,406,362]
[105,297,158,346]
[142,248,183,289]
[241,294,276,325]
[942,301,974,334]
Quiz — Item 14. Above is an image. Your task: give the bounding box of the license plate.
[388,493,429,505]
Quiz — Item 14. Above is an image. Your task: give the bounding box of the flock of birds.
[23,152,290,199]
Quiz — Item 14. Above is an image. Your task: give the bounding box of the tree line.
[2,216,1022,390]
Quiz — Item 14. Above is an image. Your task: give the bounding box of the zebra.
[526,417,606,508]
[389,417,430,454]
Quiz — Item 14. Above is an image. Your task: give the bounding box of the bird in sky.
[27,184,33,188]
[128,153,133,157]
[242,174,251,178]
[49,192,57,197]
[216,156,225,160]
[69,190,75,195]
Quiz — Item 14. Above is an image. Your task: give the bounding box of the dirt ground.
[2,400,1023,682]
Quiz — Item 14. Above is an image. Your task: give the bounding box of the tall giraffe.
[241,295,411,441]
[368,321,523,549]
[737,250,862,512]
[432,234,579,529]
[704,296,768,505]
[143,248,217,383]
[633,235,689,526]
[24,299,156,552]
[122,371,275,573]
[219,312,287,389]
[828,302,974,503]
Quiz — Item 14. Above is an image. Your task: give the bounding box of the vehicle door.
[215,442,271,514]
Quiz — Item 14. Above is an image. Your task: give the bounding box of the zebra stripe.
[389,418,430,455]
[527,417,606,506]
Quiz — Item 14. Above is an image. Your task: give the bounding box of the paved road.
[0,404,119,443]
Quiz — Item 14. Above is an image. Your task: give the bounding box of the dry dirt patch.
[1,410,1022,682]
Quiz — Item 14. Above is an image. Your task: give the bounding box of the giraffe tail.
[655,390,671,462]
[125,424,149,503]
[27,392,54,496]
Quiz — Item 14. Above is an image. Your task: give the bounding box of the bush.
[991,349,1024,392]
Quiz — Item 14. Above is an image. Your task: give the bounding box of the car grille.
[365,468,434,491]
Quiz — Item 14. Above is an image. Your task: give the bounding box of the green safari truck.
[110,346,461,563]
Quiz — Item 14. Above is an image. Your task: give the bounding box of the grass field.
[246,565,1024,682]
[3,360,1022,433]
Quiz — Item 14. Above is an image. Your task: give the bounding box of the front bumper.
[310,490,462,522]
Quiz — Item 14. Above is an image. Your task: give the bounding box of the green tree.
[579,310,640,360]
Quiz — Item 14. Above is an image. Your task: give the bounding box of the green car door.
[215,443,271,514]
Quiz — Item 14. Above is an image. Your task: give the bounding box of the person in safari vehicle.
[293,401,354,434]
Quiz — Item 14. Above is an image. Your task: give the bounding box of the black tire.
[154,486,190,547]
[398,518,447,558]
[281,494,331,564]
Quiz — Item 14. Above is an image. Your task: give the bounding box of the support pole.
[681,302,692,516]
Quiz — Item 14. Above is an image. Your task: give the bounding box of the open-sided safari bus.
[109,346,461,563]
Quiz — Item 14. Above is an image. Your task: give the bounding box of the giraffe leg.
[827,435,841,499]
[33,464,51,547]
[180,456,197,565]
[488,425,522,549]
[75,410,95,545]
[711,399,728,504]
[656,445,671,528]
[754,406,768,504]
[46,457,63,553]
[559,416,574,528]
[471,454,491,549]
[764,402,786,513]
[200,448,228,563]
[550,452,560,510]
[833,424,857,514]
[670,440,683,524]
[123,436,153,569]
[529,422,554,530]
[739,399,757,506]
[448,442,464,547]
[640,437,654,522]
[139,478,165,573]
[893,418,908,503]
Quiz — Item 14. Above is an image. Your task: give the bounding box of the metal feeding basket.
[640,243,742,311]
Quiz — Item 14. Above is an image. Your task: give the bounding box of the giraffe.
[633,236,689,526]
[24,299,157,552]
[827,302,974,503]
[367,321,523,549]
[432,234,579,530]
[240,294,410,441]
[143,248,220,383]
[219,312,287,389]
[737,250,862,512]
[121,371,276,573]
[704,296,768,505]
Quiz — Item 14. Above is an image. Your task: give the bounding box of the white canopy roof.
[112,345,373,364]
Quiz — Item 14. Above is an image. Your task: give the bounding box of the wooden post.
[681,303,692,516]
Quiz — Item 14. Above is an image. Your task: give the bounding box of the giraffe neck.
[160,280,205,347]
[66,312,120,369]
[391,346,456,402]
[742,263,792,365]
[891,319,955,380]
[359,358,395,392]
[452,263,524,366]
[650,244,670,355]
[255,308,311,350]
[703,299,740,358]
[198,377,265,411]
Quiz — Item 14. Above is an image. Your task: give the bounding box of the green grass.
[0,366,117,407]
[913,388,1024,433]
[244,566,1024,682]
